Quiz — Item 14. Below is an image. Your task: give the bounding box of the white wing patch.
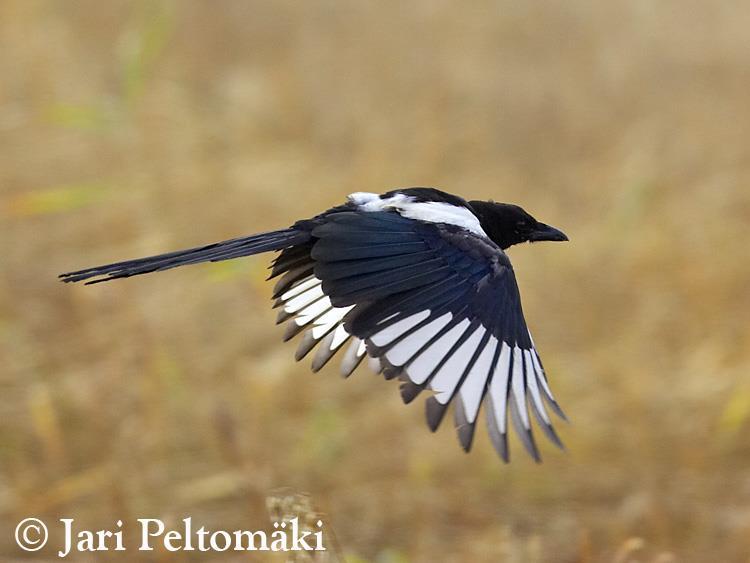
[370,310,431,347]
[524,349,550,424]
[278,275,361,372]
[383,312,453,366]
[277,275,399,379]
[406,318,472,384]
[311,307,353,339]
[295,297,333,326]
[367,311,558,442]
[460,336,499,423]
[283,283,325,314]
[430,325,485,404]
[511,346,530,429]
[280,276,319,300]
[489,343,513,434]
[275,251,564,461]
[339,337,368,378]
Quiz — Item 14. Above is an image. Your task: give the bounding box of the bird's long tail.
[59,228,309,284]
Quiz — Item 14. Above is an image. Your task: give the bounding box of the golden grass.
[2,0,750,561]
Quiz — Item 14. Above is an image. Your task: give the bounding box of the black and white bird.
[61,187,569,462]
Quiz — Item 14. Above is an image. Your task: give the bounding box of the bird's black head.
[468,200,568,250]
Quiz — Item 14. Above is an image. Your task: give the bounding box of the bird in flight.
[61,187,569,462]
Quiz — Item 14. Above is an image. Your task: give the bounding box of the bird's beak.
[529,223,569,243]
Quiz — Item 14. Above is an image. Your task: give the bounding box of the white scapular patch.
[384,312,453,366]
[511,346,530,429]
[369,310,431,347]
[431,325,486,404]
[348,191,487,237]
[397,201,486,237]
[348,191,410,212]
[460,336,499,424]
[489,343,512,434]
[407,318,471,384]
[347,192,381,207]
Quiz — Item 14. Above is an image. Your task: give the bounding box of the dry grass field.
[2,1,750,561]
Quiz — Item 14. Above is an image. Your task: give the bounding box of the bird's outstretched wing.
[272,209,566,462]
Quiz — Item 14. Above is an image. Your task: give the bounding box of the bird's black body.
[61,187,569,463]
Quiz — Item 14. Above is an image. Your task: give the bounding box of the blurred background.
[2,1,750,561]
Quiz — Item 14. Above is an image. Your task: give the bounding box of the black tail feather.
[59,228,309,284]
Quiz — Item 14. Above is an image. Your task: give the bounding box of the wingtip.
[276,309,294,325]
[509,396,542,463]
[283,321,304,342]
[425,396,448,432]
[399,381,423,404]
[457,424,475,453]
[453,399,476,452]
[548,399,569,423]
[294,332,317,361]
[498,434,510,463]
[533,413,566,452]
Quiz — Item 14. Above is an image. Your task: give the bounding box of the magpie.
[61,187,569,462]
